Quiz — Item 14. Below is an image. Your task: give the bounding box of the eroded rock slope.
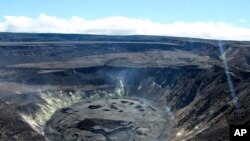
[0,33,250,141]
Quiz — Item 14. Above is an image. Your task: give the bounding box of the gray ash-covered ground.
[0,33,250,141]
[45,97,171,141]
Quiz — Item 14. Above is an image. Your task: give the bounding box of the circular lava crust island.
[44,97,171,141]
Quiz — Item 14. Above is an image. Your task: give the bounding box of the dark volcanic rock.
[1,33,250,141]
[0,101,45,141]
[44,97,171,141]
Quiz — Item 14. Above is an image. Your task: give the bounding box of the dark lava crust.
[44,97,171,141]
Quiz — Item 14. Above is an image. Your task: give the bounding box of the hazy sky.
[0,0,250,40]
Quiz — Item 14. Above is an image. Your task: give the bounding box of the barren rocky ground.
[45,97,171,141]
[0,33,250,141]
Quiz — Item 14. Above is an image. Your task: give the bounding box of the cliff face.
[0,33,250,141]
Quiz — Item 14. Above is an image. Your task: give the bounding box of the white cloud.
[238,18,247,23]
[0,13,250,41]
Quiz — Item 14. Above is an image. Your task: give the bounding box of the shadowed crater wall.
[0,33,250,141]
